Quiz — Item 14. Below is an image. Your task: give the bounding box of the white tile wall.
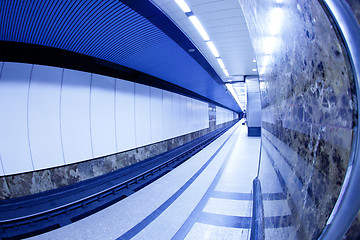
[0,62,227,175]
[172,93,181,137]
[135,83,151,147]
[163,90,173,140]
[216,106,235,125]
[91,74,117,158]
[61,69,93,164]
[28,65,64,170]
[150,87,164,143]
[0,62,7,175]
[179,95,187,135]
[192,98,199,132]
[186,97,193,134]
[0,62,33,174]
[115,80,136,152]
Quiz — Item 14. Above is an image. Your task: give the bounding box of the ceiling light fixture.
[188,15,210,41]
[217,58,225,69]
[252,59,256,62]
[252,68,257,72]
[179,5,229,82]
[269,8,283,35]
[174,0,191,13]
[225,83,242,108]
[206,41,219,58]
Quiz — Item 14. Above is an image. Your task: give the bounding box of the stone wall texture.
[239,0,357,239]
[343,1,360,239]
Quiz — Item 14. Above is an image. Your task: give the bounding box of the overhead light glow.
[262,55,271,67]
[263,36,282,54]
[269,8,284,35]
[217,58,226,69]
[188,16,210,41]
[206,41,220,58]
[252,68,257,72]
[174,0,191,13]
[258,55,271,75]
[252,59,257,62]
[259,67,266,75]
[223,68,229,76]
[225,83,242,107]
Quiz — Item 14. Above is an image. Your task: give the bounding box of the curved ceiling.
[0,0,241,112]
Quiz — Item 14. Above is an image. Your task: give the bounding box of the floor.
[31,121,262,240]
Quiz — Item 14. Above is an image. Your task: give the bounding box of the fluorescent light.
[259,67,266,75]
[206,41,220,58]
[217,58,225,69]
[252,68,257,72]
[225,83,242,107]
[262,55,270,67]
[223,68,229,76]
[269,8,284,35]
[174,0,191,13]
[188,15,210,41]
[262,36,282,54]
[252,59,256,62]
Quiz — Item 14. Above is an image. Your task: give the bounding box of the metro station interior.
[0,0,359,239]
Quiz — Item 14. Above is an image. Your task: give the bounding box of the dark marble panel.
[344,209,360,239]
[345,0,360,25]
[262,127,352,238]
[238,0,357,239]
[0,177,10,199]
[0,120,236,200]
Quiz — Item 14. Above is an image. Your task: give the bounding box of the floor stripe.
[265,215,293,228]
[263,145,304,239]
[171,126,240,240]
[116,124,238,240]
[197,212,252,229]
[262,192,287,200]
[263,133,305,185]
[211,191,252,200]
[211,191,287,201]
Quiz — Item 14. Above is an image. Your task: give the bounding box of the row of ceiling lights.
[174,0,253,111]
[174,0,230,76]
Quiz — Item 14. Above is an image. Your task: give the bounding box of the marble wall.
[343,1,360,239]
[346,0,360,25]
[239,0,357,239]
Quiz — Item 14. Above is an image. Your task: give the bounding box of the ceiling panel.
[152,0,257,80]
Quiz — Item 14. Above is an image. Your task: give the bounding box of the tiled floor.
[30,121,290,240]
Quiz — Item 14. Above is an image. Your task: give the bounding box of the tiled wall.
[0,62,210,176]
[239,0,357,239]
[216,106,236,125]
[0,62,238,199]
